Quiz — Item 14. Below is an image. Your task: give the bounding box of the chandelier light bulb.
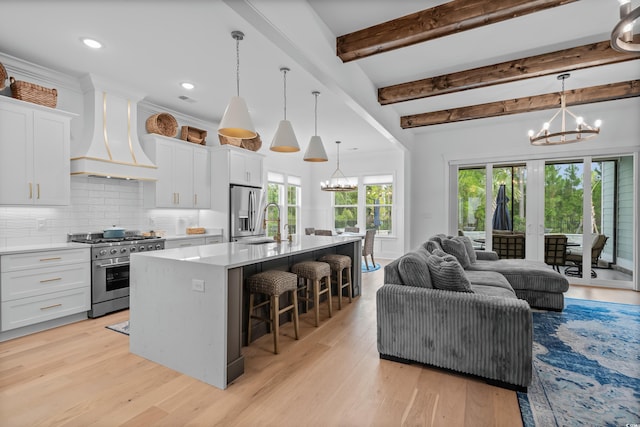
[595,119,602,128]
[528,130,534,137]
[576,116,584,125]
[543,122,550,130]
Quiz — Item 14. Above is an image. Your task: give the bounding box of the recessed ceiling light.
[181,82,195,90]
[81,38,103,49]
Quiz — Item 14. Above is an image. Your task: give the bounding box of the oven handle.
[96,262,130,268]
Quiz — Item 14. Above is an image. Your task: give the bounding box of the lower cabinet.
[1,248,90,332]
[164,235,223,249]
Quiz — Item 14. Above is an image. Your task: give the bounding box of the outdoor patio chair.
[565,234,608,278]
[544,234,568,272]
[492,232,525,259]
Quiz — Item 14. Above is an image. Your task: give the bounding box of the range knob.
[99,249,107,256]
[120,247,127,254]
[110,248,118,255]
[139,245,145,251]
[129,246,136,252]
[155,244,163,250]
[148,244,154,251]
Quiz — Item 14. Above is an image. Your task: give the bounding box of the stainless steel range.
[68,232,165,318]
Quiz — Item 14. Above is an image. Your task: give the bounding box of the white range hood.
[70,74,157,181]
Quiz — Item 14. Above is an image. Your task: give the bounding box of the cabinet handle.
[173,192,176,204]
[37,183,40,199]
[40,277,62,283]
[179,243,192,247]
[40,303,62,311]
[29,182,33,199]
[40,257,62,262]
[194,194,198,205]
[177,193,180,204]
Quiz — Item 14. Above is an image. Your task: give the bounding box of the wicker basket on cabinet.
[146,113,178,137]
[9,77,58,108]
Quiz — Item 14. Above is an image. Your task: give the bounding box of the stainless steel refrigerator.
[229,184,266,242]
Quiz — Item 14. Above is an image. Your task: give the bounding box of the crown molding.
[0,51,81,93]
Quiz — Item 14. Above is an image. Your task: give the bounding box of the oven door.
[92,257,130,304]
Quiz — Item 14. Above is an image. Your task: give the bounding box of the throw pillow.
[431,248,447,258]
[426,254,473,293]
[398,248,433,288]
[461,236,477,264]
[441,237,471,268]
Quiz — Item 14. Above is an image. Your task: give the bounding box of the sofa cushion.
[461,236,478,263]
[465,270,514,292]
[426,254,473,293]
[397,247,433,288]
[467,259,569,293]
[425,240,442,253]
[441,237,471,269]
[471,284,519,299]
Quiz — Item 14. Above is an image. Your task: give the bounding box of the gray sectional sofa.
[377,234,569,390]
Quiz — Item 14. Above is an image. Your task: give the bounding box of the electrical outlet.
[36,218,46,231]
[192,279,205,292]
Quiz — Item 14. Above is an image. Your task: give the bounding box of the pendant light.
[270,67,300,152]
[218,31,257,139]
[321,141,356,192]
[304,91,328,162]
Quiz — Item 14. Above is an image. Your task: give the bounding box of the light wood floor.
[1,262,638,427]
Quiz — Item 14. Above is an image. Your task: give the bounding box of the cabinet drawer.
[1,287,90,331]
[205,236,223,244]
[1,263,90,302]
[1,248,89,272]
[165,237,206,249]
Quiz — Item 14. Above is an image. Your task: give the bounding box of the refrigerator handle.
[249,191,255,232]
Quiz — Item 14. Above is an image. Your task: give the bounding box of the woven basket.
[0,62,6,90]
[146,113,178,137]
[9,77,57,108]
[218,133,262,151]
[180,126,207,145]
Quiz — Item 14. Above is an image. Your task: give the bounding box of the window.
[267,172,300,238]
[365,175,393,236]
[333,185,358,230]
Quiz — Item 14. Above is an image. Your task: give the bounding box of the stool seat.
[291,261,332,327]
[319,254,353,310]
[247,270,299,354]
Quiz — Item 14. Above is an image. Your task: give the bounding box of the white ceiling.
[0,0,636,156]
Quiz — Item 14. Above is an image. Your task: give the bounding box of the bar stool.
[247,270,299,354]
[319,254,352,310]
[291,261,332,327]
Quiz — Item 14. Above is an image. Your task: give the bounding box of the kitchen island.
[129,235,361,390]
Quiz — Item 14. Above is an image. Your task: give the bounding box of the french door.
[454,154,636,289]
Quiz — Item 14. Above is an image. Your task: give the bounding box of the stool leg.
[292,289,299,340]
[326,275,333,318]
[313,279,320,327]
[337,267,343,310]
[346,266,353,303]
[272,294,279,354]
[247,292,255,345]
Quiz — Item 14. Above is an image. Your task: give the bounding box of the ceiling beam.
[379,39,640,105]
[336,0,577,62]
[400,80,640,128]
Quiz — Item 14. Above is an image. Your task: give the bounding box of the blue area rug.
[106,320,130,336]
[361,261,381,272]
[518,298,640,426]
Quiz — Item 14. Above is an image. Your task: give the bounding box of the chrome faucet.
[263,203,281,243]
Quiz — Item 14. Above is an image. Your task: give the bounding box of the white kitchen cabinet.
[228,148,263,187]
[0,96,75,205]
[205,235,223,244]
[1,247,90,332]
[141,134,210,209]
[164,237,206,249]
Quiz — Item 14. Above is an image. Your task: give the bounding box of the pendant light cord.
[235,36,240,97]
[314,92,318,136]
[282,68,288,120]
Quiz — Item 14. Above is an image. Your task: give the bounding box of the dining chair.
[305,227,315,235]
[544,234,568,272]
[362,229,376,270]
[345,226,359,233]
[314,229,332,236]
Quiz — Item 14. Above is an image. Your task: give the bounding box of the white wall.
[408,97,640,257]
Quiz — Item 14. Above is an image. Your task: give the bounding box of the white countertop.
[163,232,223,241]
[0,242,90,256]
[132,235,361,269]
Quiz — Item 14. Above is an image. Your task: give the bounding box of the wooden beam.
[400,80,640,128]
[337,0,577,62]
[379,39,640,105]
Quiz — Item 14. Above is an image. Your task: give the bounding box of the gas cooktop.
[68,232,164,245]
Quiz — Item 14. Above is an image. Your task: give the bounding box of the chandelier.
[321,141,356,192]
[528,74,602,146]
[611,0,640,54]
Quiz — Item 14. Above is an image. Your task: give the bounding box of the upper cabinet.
[141,134,210,209]
[213,145,264,188]
[0,96,75,206]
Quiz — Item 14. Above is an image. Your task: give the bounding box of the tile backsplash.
[0,176,203,247]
